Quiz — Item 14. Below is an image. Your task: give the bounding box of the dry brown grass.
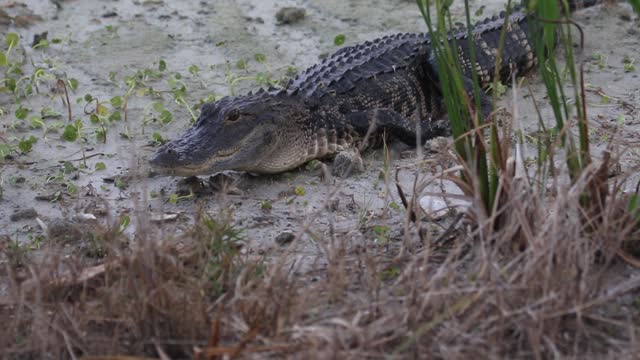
[1,140,640,360]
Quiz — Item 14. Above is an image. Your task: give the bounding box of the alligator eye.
[225,109,240,122]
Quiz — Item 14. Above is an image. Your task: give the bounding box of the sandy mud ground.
[0,0,639,301]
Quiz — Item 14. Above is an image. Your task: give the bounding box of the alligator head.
[150,90,311,176]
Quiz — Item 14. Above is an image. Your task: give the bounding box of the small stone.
[275,7,306,25]
[83,201,108,216]
[10,208,38,222]
[150,213,179,222]
[35,193,60,202]
[424,136,450,153]
[177,176,205,195]
[326,198,339,212]
[619,11,632,22]
[244,16,264,23]
[31,31,47,47]
[77,213,97,221]
[275,231,295,246]
[332,150,365,177]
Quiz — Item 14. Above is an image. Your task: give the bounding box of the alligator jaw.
[149,135,244,177]
[149,151,225,177]
[150,164,212,177]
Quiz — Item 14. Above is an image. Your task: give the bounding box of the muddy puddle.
[0,0,639,283]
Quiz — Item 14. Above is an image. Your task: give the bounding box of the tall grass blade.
[629,0,640,15]
[416,0,494,214]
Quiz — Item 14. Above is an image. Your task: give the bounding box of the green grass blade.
[629,0,640,15]
[416,0,493,213]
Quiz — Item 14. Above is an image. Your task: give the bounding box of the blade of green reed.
[529,0,584,181]
[629,0,640,16]
[416,0,493,213]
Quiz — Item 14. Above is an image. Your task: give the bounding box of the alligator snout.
[150,144,184,170]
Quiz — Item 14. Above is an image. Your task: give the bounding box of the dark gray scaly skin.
[150,1,598,176]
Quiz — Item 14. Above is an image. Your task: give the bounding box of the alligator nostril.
[150,145,178,167]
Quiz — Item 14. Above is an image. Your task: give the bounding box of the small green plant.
[84,234,107,258]
[417,0,499,214]
[592,52,607,69]
[487,81,507,97]
[105,24,119,37]
[380,266,401,280]
[629,0,640,16]
[193,211,247,296]
[114,177,128,190]
[259,200,273,211]
[623,56,636,72]
[118,215,131,234]
[388,201,401,211]
[151,101,173,124]
[294,186,305,196]
[223,54,282,95]
[6,238,27,268]
[168,191,194,204]
[151,132,166,145]
[62,122,81,142]
[17,135,37,153]
[0,134,38,158]
[372,224,391,244]
[15,105,28,120]
[0,32,18,67]
[285,186,306,204]
[27,234,44,250]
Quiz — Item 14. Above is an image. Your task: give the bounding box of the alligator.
[150,1,600,176]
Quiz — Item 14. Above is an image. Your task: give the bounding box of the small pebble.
[424,136,450,153]
[177,176,205,195]
[275,231,295,245]
[275,7,306,25]
[619,11,632,22]
[31,31,47,47]
[326,198,339,212]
